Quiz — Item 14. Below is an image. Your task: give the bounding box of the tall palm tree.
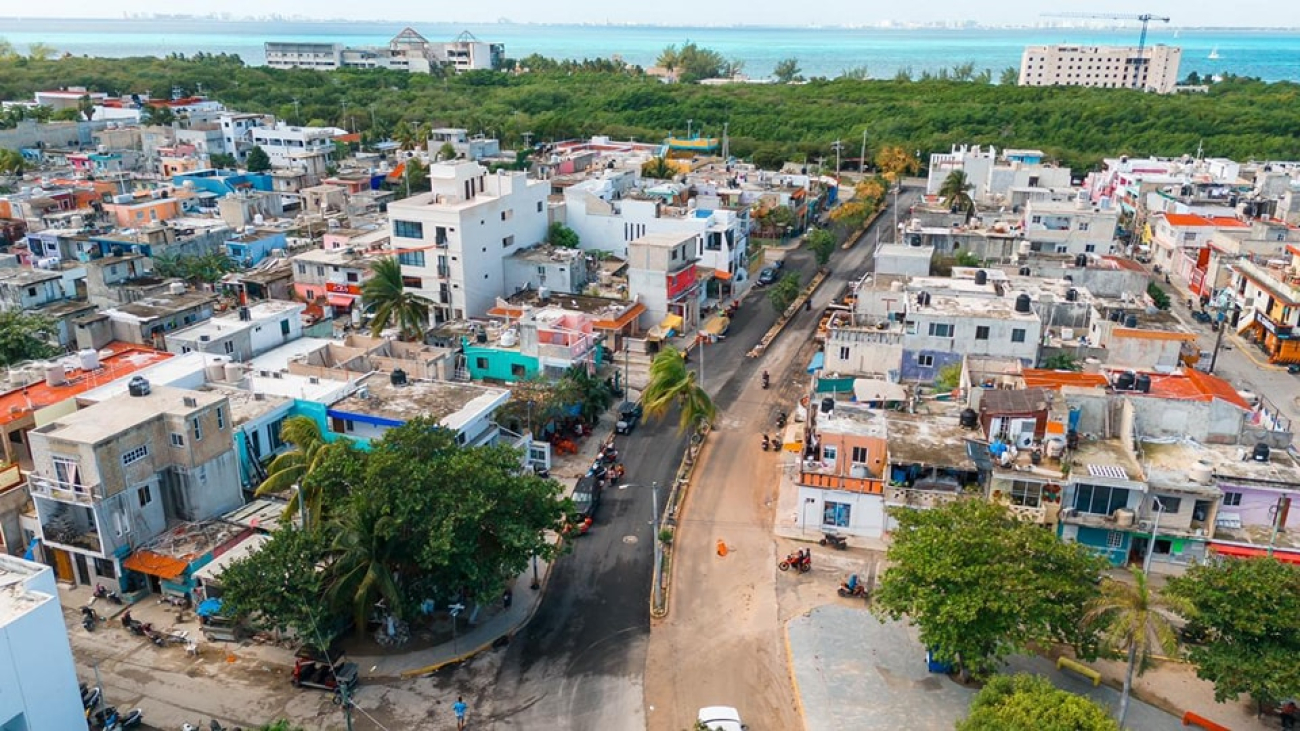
[641,156,676,180]
[255,416,335,528]
[938,170,975,215]
[0,149,25,175]
[325,508,406,636]
[642,346,716,432]
[362,256,431,341]
[562,365,613,424]
[1083,569,1186,728]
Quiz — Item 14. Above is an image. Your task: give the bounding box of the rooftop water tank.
[1124,314,1139,328]
[128,376,151,397]
[1075,254,1088,268]
[974,269,988,286]
[1066,288,1079,302]
[390,368,408,386]
[78,349,100,372]
[1019,267,1031,276]
[1253,442,1271,462]
[1014,294,1032,313]
[1115,371,1136,391]
[1189,463,1213,484]
[1135,373,1152,393]
[959,408,979,429]
[44,364,67,387]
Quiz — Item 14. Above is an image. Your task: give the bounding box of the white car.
[697,706,747,731]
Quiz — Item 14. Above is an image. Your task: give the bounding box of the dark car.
[569,474,602,535]
[757,267,779,286]
[615,401,643,434]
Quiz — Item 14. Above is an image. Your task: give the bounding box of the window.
[511,363,527,378]
[501,209,513,221]
[823,501,851,527]
[838,346,850,360]
[1154,496,1181,514]
[192,417,203,442]
[537,201,544,213]
[904,321,918,335]
[1031,215,1042,224]
[138,485,152,507]
[224,341,235,354]
[822,445,838,463]
[121,445,149,466]
[851,446,869,464]
[316,266,326,277]
[1183,231,1198,242]
[917,354,934,367]
[502,235,514,248]
[94,558,117,578]
[1072,483,1131,515]
[397,250,426,267]
[928,322,954,338]
[269,418,286,450]
[346,271,359,283]
[1078,221,1090,231]
[114,509,131,537]
[1221,491,1242,507]
[1085,244,1096,253]
[1009,480,1043,507]
[216,407,225,431]
[1106,530,1124,549]
[280,319,291,336]
[475,357,489,370]
[170,433,185,448]
[975,326,990,340]
[393,220,424,239]
[1011,329,1027,343]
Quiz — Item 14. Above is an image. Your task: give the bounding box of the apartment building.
[388,161,549,323]
[926,145,1072,204]
[265,29,503,74]
[165,301,306,362]
[1231,246,1300,364]
[249,123,339,171]
[627,231,702,335]
[1023,196,1120,256]
[27,384,241,586]
[1019,44,1182,94]
[290,246,375,312]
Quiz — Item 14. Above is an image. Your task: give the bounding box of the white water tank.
[78,349,100,372]
[224,362,246,383]
[44,364,67,387]
[500,329,518,347]
[1114,508,1135,527]
[1189,463,1213,484]
[205,362,227,382]
[169,282,187,295]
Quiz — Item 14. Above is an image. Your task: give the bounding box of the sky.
[11,0,1300,28]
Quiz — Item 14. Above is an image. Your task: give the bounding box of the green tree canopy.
[657,42,725,81]
[547,221,580,249]
[219,527,334,640]
[245,145,271,172]
[643,345,715,433]
[642,156,676,180]
[0,310,59,367]
[805,228,837,267]
[209,152,236,169]
[773,58,804,84]
[958,673,1120,731]
[362,256,431,341]
[1166,557,1300,713]
[151,251,235,284]
[768,272,801,313]
[872,500,1105,679]
[939,170,975,214]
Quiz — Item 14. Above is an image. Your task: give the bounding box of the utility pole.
[721,121,730,161]
[1267,496,1290,558]
[859,129,868,175]
[686,119,693,139]
[291,98,300,125]
[832,140,843,178]
[624,340,630,399]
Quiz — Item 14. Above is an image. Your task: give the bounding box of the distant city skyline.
[9,1,1300,29]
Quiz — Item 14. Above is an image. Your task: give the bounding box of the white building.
[388,161,549,323]
[0,555,86,731]
[562,177,751,282]
[265,29,503,74]
[1019,44,1183,94]
[627,231,702,334]
[218,112,274,162]
[165,301,306,362]
[1023,196,1121,255]
[250,123,341,171]
[927,145,1072,204]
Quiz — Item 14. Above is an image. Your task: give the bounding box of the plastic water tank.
[169,282,187,295]
[1253,443,1271,462]
[1115,371,1136,391]
[1135,373,1152,393]
[127,376,151,397]
[1114,509,1135,527]
[500,329,518,347]
[1014,294,1032,313]
[959,408,978,429]
[1189,463,1213,484]
[78,349,100,372]
[44,364,67,387]
[974,269,988,286]
[224,362,245,383]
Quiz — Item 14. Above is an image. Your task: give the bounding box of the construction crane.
[1042,12,1172,90]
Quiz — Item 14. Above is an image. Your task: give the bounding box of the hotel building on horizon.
[1018,44,1182,94]
[265,28,503,74]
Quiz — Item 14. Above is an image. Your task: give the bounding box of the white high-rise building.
[388,162,549,323]
[1019,44,1182,94]
[0,555,87,731]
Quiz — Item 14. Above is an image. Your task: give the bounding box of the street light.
[1141,496,1165,576]
[859,129,868,174]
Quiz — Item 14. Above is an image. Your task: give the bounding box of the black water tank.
[960,408,979,429]
[1135,373,1151,393]
[1075,254,1088,268]
[975,269,988,286]
[238,306,251,322]
[476,331,488,344]
[918,291,931,307]
[128,376,151,397]
[1115,371,1136,391]
[1124,315,1139,328]
[1015,294,1032,313]
[390,368,408,386]
[1066,288,1078,302]
[820,397,835,414]
[1253,442,1271,462]
[1019,267,1031,276]
[1109,309,1123,323]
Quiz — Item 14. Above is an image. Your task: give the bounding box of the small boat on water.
[1208,47,1221,60]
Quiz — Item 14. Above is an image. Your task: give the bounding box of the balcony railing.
[885,487,961,509]
[27,473,104,505]
[41,524,102,553]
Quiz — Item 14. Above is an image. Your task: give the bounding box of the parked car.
[615,401,643,434]
[698,706,747,731]
[757,267,779,286]
[567,474,602,535]
[291,645,358,697]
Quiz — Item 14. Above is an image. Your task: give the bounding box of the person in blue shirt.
[453,696,468,730]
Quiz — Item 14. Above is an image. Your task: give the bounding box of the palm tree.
[362,256,431,341]
[562,365,613,424]
[325,507,405,636]
[641,156,676,180]
[938,170,975,215]
[255,416,336,528]
[1083,569,1186,728]
[0,149,25,176]
[642,346,716,432]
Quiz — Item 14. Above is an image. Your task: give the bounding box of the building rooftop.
[291,247,374,267]
[77,351,228,403]
[508,243,586,264]
[885,413,980,471]
[0,343,173,427]
[123,520,246,581]
[1139,368,1252,411]
[815,403,888,439]
[629,231,696,249]
[107,291,216,322]
[222,498,297,531]
[1206,443,1300,485]
[170,301,304,342]
[247,337,333,374]
[1022,369,1109,391]
[36,384,225,444]
[0,555,54,626]
[0,267,63,287]
[494,291,644,329]
[1137,439,1223,496]
[331,374,509,432]
[1071,438,1145,484]
[202,384,290,426]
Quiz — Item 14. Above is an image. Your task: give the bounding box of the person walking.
[453,696,468,730]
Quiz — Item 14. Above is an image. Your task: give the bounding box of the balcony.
[886,486,960,509]
[40,522,102,553]
[27,473,104,505]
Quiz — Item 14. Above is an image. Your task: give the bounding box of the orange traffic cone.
[717,540,728,557]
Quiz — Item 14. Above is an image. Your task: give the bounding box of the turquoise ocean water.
[2,18,1299,82]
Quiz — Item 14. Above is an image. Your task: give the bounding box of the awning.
[1210,543,1300,564]
[807,352,824,373]
[660,314,684,332]
[122,550,189,581]
[327,293,356,308]
[714,269,733,281]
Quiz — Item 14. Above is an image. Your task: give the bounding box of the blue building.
[226,229,288,266]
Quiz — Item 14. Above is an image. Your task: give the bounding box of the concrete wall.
[827,328,904,378]
[797,486,885,538]
[0,118,109,151]
[0,558,87,731]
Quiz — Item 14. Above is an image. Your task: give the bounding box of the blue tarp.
[23,537,39,561]
[196,598,223,618]
[807,352,825,373]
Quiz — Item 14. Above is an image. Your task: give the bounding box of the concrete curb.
[748,270,830,358]
[783,617,809,731]
[841,209,884,250]
[651,424,711,619]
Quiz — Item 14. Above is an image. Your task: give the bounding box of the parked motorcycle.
[778,550,812,573]
[761,370,770,389]
[819,532,849,550]
[761,435,771,451]
[115,708,144,729]
[93,584,123,605]
[776,411,787,429]
[80,605,100,631]
[81,685,102,711]
[838,574,868,599]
